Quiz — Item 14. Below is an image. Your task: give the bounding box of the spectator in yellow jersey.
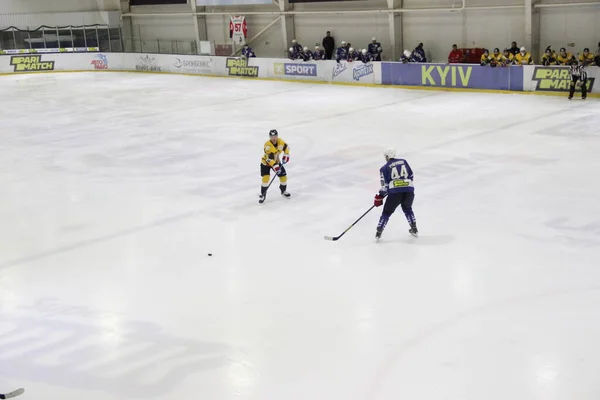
[514,47,533,65]
[556,47,575,65]
[541,48,557,66]
[489,48,503,67]
[480,49,491,66]
[579,48,594,66]
[501,48,514,66]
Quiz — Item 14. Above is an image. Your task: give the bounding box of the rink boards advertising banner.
[381,63,524,91]
[1,52,598,97]
[523,65,598,93]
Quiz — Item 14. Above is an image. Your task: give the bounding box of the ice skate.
[375,227,383,241]
[259,194,266,204]
[409,223,419,238]
[280,185,291,199]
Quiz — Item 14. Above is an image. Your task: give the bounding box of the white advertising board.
[329,60,381,84]
[0,53,383,86]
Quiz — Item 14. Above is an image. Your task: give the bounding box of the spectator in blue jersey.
[335,41,348,63]
[313,45,326,60]
[241,44,256,58]
[291,39,303,54]
[412,43,427,63]
[368,37,383,61]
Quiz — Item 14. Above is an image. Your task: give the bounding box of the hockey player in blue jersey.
[400,50,412,63]
[368,37,382,61]
[358,49,374,63]
[374,148,418,239]
[301,46,313,61]
[346,47,359,62]
[336,41,348,63]
[241,44,256,58]
[313,46,325,60]
[291,39,303,54]
[288,47,300,60]
[412,43,427,62]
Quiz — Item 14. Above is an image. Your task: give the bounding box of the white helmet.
[292,39,297,44]
[361,49,367,54]
[384,148,396,159]
[289,47,294,52]
[372,37,377,41]
[341,41,346,46]
[315,45,320,50]
[404,50,411,58]
[520,46,526,52]
[303,46,308,51]
[349,47,354,52]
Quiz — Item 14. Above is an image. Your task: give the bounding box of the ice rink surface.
[1,72,600,400]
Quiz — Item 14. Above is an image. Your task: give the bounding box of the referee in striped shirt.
[568,60,588,100]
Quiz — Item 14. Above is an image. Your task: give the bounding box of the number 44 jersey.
[380,158,414,194]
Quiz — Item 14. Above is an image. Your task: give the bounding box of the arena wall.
[123,0,599,61]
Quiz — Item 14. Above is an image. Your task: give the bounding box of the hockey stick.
[324,205,376,241]
[0,388,25,399]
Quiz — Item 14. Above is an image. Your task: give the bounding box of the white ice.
[1,72,600,400]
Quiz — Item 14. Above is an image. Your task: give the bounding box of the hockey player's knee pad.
[279,175,288,184]
[262,175,270,184]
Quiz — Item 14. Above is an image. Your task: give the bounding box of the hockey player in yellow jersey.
[489,48,504,67]
[259,129,291,204]
[579,48,595,66]
[541,47,557,66]
[501,48,514,66]
[480,49,491,66]
[514,47,533,65]
[557,48,576,65]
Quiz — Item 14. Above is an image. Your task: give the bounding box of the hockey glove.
[374,194,384,207]
[272,164,282,175]
[282,155,290,164]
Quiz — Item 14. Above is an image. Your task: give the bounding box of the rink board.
[0,52,598,96]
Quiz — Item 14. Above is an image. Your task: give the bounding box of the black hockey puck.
[208,253,212,256]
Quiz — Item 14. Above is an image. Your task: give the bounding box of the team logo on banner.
[532,67,595,92]
[229,15,248,45]
[10,55,55,72]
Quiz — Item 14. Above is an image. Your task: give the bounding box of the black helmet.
[269,129,278,137]
[494,48,500,53]
[583,48,590,52]
[560,47,566,53]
